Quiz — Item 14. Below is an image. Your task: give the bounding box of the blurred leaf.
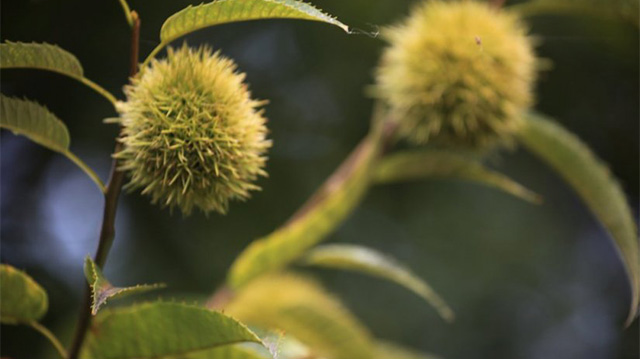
[300,244,454,322]
[510,0,639,27]
[0,41,117,105]
[0,264,48,324]
[374,150,542,204]
[160,0,349,45]
[80,302,263,359]
[0,264,66,357]
[375,341,442,359]
[84,256,165,315]
[259,332,311,359]
[0,95,105,191]
[227,137,380,288]
[225,273,373,359]
[518,113,639,325]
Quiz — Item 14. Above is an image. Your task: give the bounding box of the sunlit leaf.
[518,113,639,325]
[0,95,105,191]
[161,0,349,45]
[80,302,263,359]
[375,341,443,359]
[227,138,380,289]
[84,256,165,315]
[301,244,454,322]
[0,264,48,324]
[374,150,542,204]
[225,273,373,359]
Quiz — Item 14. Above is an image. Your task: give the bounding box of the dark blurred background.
[1,0,638,358]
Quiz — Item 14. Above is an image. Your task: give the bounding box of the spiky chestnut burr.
[375,0,537,148]
[116,45,271,215]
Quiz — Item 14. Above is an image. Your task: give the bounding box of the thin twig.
[67,11,140,359]
[29,321,68,359]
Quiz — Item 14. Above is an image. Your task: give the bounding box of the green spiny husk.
[375,0,537,149]
[116,45,271,215]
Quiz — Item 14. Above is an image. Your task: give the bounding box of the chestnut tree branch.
[67,11,140,359]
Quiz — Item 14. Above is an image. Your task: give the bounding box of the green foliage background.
[1,0,638,358]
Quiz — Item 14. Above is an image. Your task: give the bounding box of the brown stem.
[286,136,373,225]
[207,135,378,310]
[67,12,140,359]
[288,107,397,224]
[490,0,507,9]
[206,138,374,310]
[207,109,398,309]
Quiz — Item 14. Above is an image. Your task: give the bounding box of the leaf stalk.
[118,0,134,27]
[64,151,106,193]
[29,321,69,359]
[77,77,119,108]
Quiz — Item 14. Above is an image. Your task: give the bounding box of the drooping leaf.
[0,94,70,153]
[0,264,48,324]
[227,137,380,289]
[0,42,117,105]
[0,41,83,77]
[161,0,349,45]
[518,113,639,325]
[300,244,454,322]
[375,341,443,359]
[84,256,165,315]
[225,273,373,359]
[80,302,263,359]
[510,0,639,27]
[374,150,542,204]
[0,95,105,191]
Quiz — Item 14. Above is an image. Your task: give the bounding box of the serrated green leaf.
[0,42,117,106]
[227,137,380,289]
[510,0,639,27]
[225,273,373,359]
[0,264,48,324]
[80,302,263,359]
[161,0,348,45]
[374,150,542,204]
[375,341,442,359]
[518,113,639,325]
[301,244,454,322]
[0,95,105,191]
[0,41,83,77]
[166,344,271,359]
[84,256,165,315]
[0,94,70,153]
